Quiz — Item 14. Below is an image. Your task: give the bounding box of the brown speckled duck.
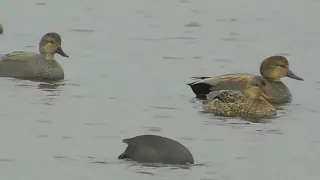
[188,56,303,105]
[0,32,69,81]
[203,76,277,118]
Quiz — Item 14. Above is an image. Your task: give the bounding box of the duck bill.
[286,70,303,81]
[260,91,270,99]
[56,46,69,58]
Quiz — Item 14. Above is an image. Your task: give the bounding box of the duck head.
[39,32,69,60]
[259,56,303,81]
[245,76,270,100]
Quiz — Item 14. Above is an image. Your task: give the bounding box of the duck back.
[188,73,253,98]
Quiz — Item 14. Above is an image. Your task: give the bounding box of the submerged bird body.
[189,56,303,104]
[0,32,69,81]
[203,76,277,118]
[118,135,194,165]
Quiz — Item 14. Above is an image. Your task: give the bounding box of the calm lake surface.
[1,0,320,179]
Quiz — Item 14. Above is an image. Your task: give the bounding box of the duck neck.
[43,53,56,60]
[245,88,262,100]
[246,94,267,103]
[245,92,259,100]
[264,76,281,82]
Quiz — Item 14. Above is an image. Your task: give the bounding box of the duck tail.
[187,76,210,86]
[191,76,211,80]
[187,82,194,87]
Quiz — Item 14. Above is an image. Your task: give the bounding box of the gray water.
[1,0,320,179]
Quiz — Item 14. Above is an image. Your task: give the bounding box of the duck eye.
[279,64,286,68]
[47,40,55,44]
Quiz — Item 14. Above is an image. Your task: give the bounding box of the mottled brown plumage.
[189,56,304,104]
[0,32,69,81]
[203,76,277,118]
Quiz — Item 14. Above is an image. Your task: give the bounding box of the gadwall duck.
[188,56,303,104]
[203,76,276,118]
[0,32,69,81]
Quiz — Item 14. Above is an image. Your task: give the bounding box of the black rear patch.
[189,83,213,97]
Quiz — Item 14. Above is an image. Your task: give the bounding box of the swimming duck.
[118,134,194,165]
[0,23,3,34]
[0,32,69,81]
[188,56,303,104]
[203,76,277,118]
